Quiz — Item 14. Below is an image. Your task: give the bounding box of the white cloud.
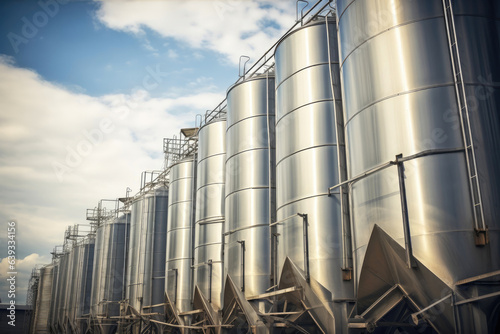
[94,0,296,66]
[0,253,52,304]
[0,56,224,304]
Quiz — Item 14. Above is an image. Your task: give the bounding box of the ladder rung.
[474,203,482,207]
[471,175,477,178]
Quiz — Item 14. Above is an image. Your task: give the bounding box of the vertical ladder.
[442,0,487,242]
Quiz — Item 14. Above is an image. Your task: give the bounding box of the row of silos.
[44,235,95,334]
[31,1,500,332]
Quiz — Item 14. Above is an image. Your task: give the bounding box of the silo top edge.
[226,73,276,96]
[273,15,337,58]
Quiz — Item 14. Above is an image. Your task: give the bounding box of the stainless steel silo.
[225,75,275,300]
[274,15,353,331]
[194,119,226,309]
[166,158,196,314]
[90,219,110,317]
[337,0,500,331]
[104,213,130,318]
[65,244,81,331]
[56,251,70,332]
[126,187,169,315]
[77,237,94,334]
[32,264,54,333]
[47,260,59,332]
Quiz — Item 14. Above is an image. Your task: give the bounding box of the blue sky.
[0,0,296,305]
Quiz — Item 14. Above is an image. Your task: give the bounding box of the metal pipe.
[298,214,310,283]
[396,154,416,269]
[208,259,213,303]
[237,240,245,292]
[328,147,465,194]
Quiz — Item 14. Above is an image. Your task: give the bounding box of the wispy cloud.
[94,0,295,65]
[0,56,224,303]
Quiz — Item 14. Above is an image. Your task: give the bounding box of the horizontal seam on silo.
[167,226,191,232]
[168,199,193,207]
[276,144,341,166]
[225,186,275,199]
[340,15,444,69]
[169,176,194,184]
[343,83,455,127]
[276,192,338,212]
[166,257,192,262]
[195,218,225,225]
[195,182,225,193]
[225,147,274,162]
[194,242,223,249]
[226,114,275,131]
[275,99,341,125]
[196,152,226,164]
[275,62,340,90]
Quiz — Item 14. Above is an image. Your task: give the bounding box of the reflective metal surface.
[194,119,226,309]
[338,0,500,331]
[33,264,54,333]
[105,214,130,317]
[126,187,169,314]
[225,75,275,298]
[48,261,59,332]
[274,17,353,312]
[166,158,196,313]
[91,219,111,316]
[78,239,94,327]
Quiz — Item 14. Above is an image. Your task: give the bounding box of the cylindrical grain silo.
[165,158,196,314]
[274,15,353,331]
[32,264,54,333]
[104,213,130,318]
[77,237,95,334]
[90,219,111,318]
[47,260,59,333]
[337,0,500,331]
[225,74,275,300]
[126,187,169,315]
[56,251,70,332]
[193,118,226,310]
[65,243,81,331]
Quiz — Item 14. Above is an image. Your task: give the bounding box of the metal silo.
[337,0,500,331]
[225,74,275,300]
[90,218,110,318]
[274,15,353,332]
[104,213,130,318]
[32,264,54,333]
[47,260,59,333]
[65,243,81,331]
[126,187,169,315]
[165,158,196,314]
[77,237,94,334]
[194,118,226,309]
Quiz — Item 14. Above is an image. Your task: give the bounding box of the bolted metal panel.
[194,119,226,309]
[166,158,196,313]
[274,16,353,304]
[225,75,276,298]
[126,187,169,314]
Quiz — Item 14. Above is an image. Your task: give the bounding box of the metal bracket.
[474,227,489,246]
